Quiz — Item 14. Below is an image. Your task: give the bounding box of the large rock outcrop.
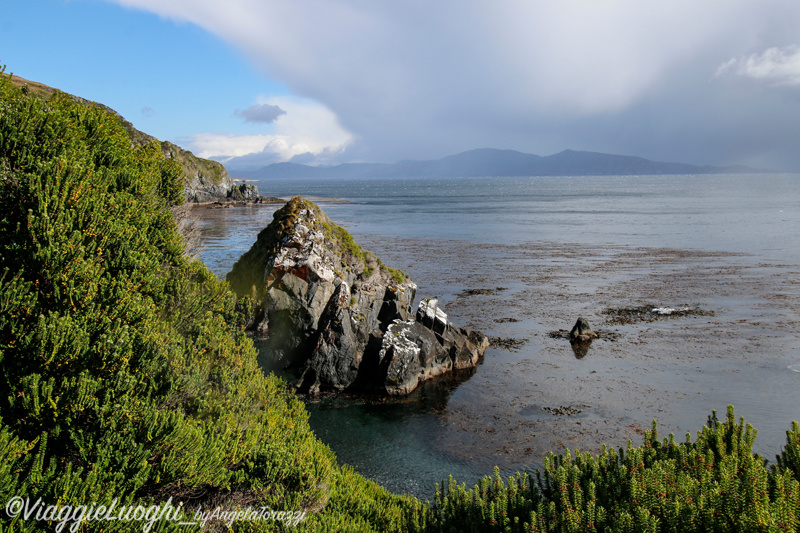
[159,141,277,204]
[227,196,489,395]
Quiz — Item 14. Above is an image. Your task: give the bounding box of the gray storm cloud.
[235,103,287,124]
[111,0,800,170]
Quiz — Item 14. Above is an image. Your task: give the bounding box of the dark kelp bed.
[311,234,800,490]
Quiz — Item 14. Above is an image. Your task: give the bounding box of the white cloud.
[108,1,758,114]
[716,45,800,86]
[188,96,352,166]
[189,133,273,158]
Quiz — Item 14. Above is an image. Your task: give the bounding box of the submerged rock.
[227,196,488,395]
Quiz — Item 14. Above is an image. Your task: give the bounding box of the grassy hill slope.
[3,72,238,203]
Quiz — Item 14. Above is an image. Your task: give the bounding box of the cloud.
[716,45,800,86]
[189,133,274,158]
[234,102,286,123]
[109,0,800,169]
[187,96,352,168]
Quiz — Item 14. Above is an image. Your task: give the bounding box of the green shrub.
[426,406,800,533]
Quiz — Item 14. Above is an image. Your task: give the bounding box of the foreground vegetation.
[428,408,800,532]
[1,69,798,532]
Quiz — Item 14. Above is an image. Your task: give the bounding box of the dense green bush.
[427,406,800,532]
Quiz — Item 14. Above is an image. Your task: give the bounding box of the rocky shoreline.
[185,169,283,206]
[194,194,285,208]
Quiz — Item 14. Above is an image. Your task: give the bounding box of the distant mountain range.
[234,148,769,180]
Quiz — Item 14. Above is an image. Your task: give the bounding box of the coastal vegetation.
[0,68,419,531]
[427,407,800,532]
[1,69,799,531]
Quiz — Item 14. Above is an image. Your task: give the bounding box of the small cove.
[196,173,800,499]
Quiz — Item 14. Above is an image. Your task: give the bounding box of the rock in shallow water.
[569,317,598,342]
[227,196,489,395]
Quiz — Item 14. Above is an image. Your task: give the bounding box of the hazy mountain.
[234,148,769,180]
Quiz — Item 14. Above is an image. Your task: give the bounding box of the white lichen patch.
[397,280,418,293]
[269,211,337,283]
[379,320,421,365]
[418,297,447,323]
[335,281,351,308]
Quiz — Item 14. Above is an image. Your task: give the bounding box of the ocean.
[195,173,800,498]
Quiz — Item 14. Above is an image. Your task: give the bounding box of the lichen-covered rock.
[414,297,488,369]
[379,300,488,395]
[227,196,488,395]
[380,320,444,395]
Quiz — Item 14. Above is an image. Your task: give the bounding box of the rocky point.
[227,196,489,395]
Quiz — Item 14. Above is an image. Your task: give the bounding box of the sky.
[4,0,800,171]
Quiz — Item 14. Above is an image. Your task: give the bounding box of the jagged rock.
[569,317,598,342]
[377,299,489,395]
[159,140,239,203]
[379,319,446,395]
[162,141,274,204]
[227,196,489,395]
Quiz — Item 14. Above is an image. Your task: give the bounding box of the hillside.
[3,72,262,203]
[0,68,423,532]
[237,147,770,180]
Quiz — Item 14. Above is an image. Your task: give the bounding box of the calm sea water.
[252,173,800,259]
[198,173,800,273]
[195,173,800,498]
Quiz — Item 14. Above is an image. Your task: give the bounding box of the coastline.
[189,197,285,208]
[329,234,800,488]
[189,195,352,208]
[192,187,800,498]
